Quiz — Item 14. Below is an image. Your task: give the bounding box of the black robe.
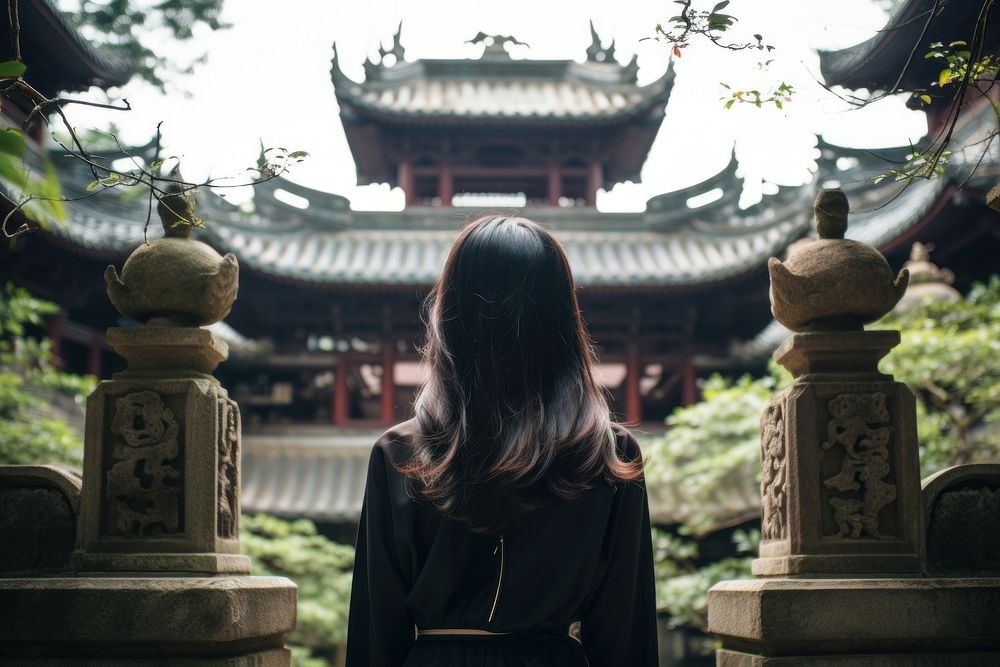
[345,419,659,667]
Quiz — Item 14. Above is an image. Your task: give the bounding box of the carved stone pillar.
[75,327,250,574]
[753,330,923,576]
[0,179,296,665]
[708,190,1000,665]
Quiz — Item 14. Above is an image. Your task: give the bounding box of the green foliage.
[644,374,774,535]
[872,148,951,184]
[240,514,355,664]
[925,40,999,93]
[60,1,230,90]
[720,81,795,110]
[652,528,758,630]
[879,276,1000,472]
[0,283,93,466]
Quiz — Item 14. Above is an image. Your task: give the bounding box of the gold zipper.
[487,533,505,624]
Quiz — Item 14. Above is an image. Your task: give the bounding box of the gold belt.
[417,628,511,637]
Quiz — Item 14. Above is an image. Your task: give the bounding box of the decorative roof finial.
[586,20,613,62]
[379,21,405,63]
[466,32,529,59]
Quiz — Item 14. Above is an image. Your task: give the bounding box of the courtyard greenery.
[0,282,93,466]
[240,514,355,666]
[3,278,999,655]
[643,275,1000,632]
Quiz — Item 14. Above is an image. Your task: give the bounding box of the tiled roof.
[241,428,374,522]
[338,74,665,121]
[239,425,745,526]
[40,99,997,290]
[45,158,809,288]
[330,27,673,123]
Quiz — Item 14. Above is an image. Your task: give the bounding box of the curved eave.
[22,0,133,92]
[331,49,674,126]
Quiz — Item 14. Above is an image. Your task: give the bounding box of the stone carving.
[106,391,181,536]
[760,401,787,541]
[217,397,240,538]
[821,393,896,538]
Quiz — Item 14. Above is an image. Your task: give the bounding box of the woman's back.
[346,419,658,667]
[345,216,658,666]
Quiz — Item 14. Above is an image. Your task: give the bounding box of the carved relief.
[217,397,240,538]
[821,393,896,538]
[106,391,181,536]
[760,400,787,541]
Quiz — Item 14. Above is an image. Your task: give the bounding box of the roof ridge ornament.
[586,20,615,63]
[466,32,529,59]
[378,21,406,64]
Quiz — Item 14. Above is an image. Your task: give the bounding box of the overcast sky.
[61,0,927,212]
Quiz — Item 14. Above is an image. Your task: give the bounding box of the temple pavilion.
[2,13,999,536]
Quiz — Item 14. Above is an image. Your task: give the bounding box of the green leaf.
[920,93,933,105]
[0,128,26,158]
[288,150,309,159]
[949,40,968,47]
[938,69,953,86]
[712,0,730,10]
[724,99,735,109]
[0,60,26,78]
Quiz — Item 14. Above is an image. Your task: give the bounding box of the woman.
[346,216,658,666]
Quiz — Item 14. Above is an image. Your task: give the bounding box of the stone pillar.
[0,180,296,665]
[752,330,923,576]
[707,190,1000,665]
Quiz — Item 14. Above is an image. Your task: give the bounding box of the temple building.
[2,13,999,536]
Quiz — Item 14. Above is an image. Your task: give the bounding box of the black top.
[345,419,659,667]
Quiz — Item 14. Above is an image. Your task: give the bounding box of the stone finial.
[156,178,199,239]
[814,188,848,239]
[896,242,959,310]
[768,188,909,332]
[105,172,239,327]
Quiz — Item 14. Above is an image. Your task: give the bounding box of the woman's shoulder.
[610,422,643,463]
[370,418,420,468]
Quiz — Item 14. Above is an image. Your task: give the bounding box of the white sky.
[61,0,928,212]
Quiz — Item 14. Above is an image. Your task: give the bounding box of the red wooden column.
[585,160,603,207]
[380,342,395,426]
[547,162,562,207]
[625,342,642,424]
[332,358,350,425]
[681,357,698,406]
[398,159,414,206]
[439,161,454,207]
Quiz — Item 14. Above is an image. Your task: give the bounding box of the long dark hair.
[400,215,642,533]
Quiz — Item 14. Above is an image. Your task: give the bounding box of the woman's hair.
[400,215,642,533]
